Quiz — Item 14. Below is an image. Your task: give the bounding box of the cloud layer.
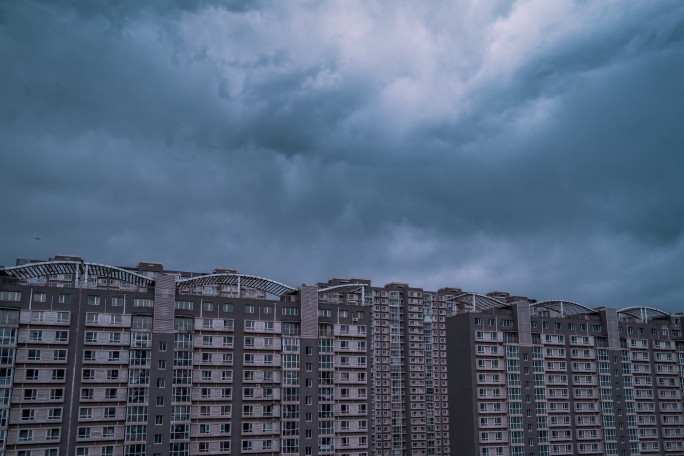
[2,0,684,311]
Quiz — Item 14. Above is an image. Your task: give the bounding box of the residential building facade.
[447,294,684,456]
[0,256,371,456]
[2,255,682,456]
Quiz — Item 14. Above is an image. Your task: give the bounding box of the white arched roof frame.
[176,273,296,297]
[318,284,367,294]
[531,300,598,317]
[0,261,154,287]
[449,293,508,311]
[618,306,670,321]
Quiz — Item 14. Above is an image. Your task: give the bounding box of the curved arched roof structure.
[0,261,154,287]
[176,273,296,297]
[318,284,367,295]
[531,300,598,317]
[450,293,508,311]
[618,306,670,321]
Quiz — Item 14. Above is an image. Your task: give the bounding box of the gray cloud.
[2,0,684,312]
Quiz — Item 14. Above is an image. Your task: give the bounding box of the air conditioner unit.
[352,318,359,322]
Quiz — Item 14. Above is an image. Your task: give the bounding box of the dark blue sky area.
[2,1,684,311]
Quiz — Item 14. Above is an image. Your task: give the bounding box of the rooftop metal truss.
[176,273,296,297]
[318,284,367,295]
[531,300,598,317]
[618,306,670,322]
[0,261,154,287]
[450,293,508,311]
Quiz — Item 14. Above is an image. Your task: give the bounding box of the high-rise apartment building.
[0,256,372,456]
[2,254,683,456]
[0,255,464,456]
[447,294,684,456]
[329,281,458,456]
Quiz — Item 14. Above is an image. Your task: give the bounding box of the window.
[202,286,215,295]
[112,296,124,306]
[134,299,154,308]
[52,368,65,380]
[88,295,100,305]
[34,292,46,302]
[58,294,71,304]
[0,291,21,301]
[0,309,19,325]
[55,330,68,341]
[175,301,193,310]
[131,317,153,332]
[283,307,299,316]
[19,429,34,442]
[81,388,94,400]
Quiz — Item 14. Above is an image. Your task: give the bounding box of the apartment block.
[447,293,684,456]
[3,255,683,456]
[0,256,371,456]
[322,280,456,456]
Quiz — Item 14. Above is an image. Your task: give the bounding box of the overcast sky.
[2,0,684,311]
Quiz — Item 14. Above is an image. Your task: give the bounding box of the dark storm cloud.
[2,0,684,312]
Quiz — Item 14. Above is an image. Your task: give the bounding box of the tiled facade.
[447,295,684,456]
[335,282,457,456]
[2,255,683,456]
[0,256,372,456]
